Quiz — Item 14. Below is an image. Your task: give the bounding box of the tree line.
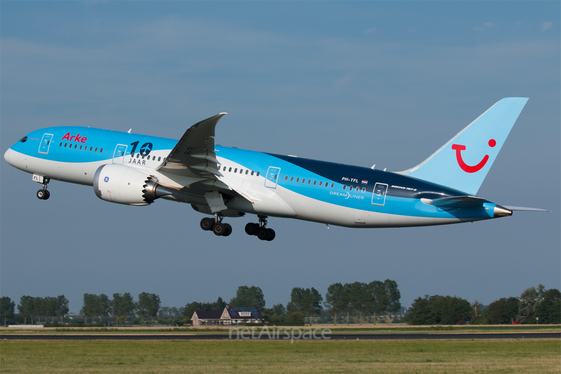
[0,295,69,324]
[80,292,161,324]
[3,282,557,326]
[407,284,560,325]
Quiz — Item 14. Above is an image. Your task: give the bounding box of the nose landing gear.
[245,216,275,241]
[36,177,51,200]
[200,214,232,237]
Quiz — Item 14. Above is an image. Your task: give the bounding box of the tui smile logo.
[451,139,496,173]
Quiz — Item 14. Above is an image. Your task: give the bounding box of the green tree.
[111,293,135,324]
[270,303,287,322]
[325,282,350,326]
[137,292,151,323]
[95,294,110,322]
[369,281,388,324]
[182,301,214,319]
[213,297,227,311]
[18,296,36,324]
[384,279,401,320]
[0,297,15,325]
[81,294,98,324]
[406,295,471,325]
[229,286,265,308]
[518,285,543,323]
[535,288,561,324]
[287,287,323,325]
[349,282,371,325]
[487,297,520,324]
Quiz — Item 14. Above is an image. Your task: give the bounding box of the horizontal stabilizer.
[422,195,487,209]
[503,206,550,212]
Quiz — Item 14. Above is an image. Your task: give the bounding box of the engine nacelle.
[93,164,169,206]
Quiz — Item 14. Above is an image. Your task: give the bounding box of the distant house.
[191,306,263,326]
[191,310,223,326]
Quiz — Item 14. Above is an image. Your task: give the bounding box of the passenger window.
[320,181,323,186]
[313,180,317,185]
[229,167,232,172]
[137,154,140,158]
[285,176,288,181]
[234,168,237,173]
[20,136,28,143]
[251,171,254,176]
[100,148,103,153]
[302,179,306,184]
[95,147,98,152]
[308,180,311,184]
[361,187,366,192]
[79,145,82,150]
[59,142,62,147]
[331,183,334,188]
[74,144,78,149]
[296,178,300,183]
[158,157,161,161]
[90,147,93,151]
[240,169,243,174]
[64,143,68,148]
[245,170,249,175]
[290,177,294,182]
[256,172,260,177]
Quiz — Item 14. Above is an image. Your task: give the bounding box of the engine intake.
[93,164,171,206]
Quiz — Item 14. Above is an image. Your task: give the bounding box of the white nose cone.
[4,148,14,166]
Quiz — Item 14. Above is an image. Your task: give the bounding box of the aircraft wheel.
[258,228,275,241]
[223,223,232,237]
[245,223,259,236]
[37,190,49,200]
[213,222,225,236]
[266,228,275,241]
[200,217,215,231]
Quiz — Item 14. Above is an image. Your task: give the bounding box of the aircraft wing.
[157,113,226,179]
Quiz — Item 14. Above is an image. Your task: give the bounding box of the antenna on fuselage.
[127,129,132,134]
[371,164,376,170]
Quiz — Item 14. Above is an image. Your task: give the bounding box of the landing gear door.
[371,183,388,206]
[113,144,128,164]
[265,167,281,189]
[38,134,53,154]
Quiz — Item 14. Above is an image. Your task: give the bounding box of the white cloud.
[540,21,553,32]
[474,22,497,31]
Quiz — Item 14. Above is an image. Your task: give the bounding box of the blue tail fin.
[401,98,529,195]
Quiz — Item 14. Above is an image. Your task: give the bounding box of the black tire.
[223,223,232,237]
[37,190,46,200]
[43,190,50,200]
[257,228,269,241]
[266,228,275,241]
[245,223,259,236]
[213,222,225,236]
[200,217,215,231]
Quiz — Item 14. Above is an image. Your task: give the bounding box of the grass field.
[1,324,560,335]
[1,339,560,373]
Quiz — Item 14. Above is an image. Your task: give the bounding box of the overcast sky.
[1,2,559,314]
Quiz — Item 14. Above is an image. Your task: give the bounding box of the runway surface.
[2,332,559,340]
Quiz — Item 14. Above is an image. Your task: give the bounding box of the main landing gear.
[245,216,276,241]
[36,177,51,200]
[200,214,232,237]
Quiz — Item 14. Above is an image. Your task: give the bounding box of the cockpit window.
[20,136,28,143]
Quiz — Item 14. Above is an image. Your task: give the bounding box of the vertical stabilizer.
[400,98,528,195]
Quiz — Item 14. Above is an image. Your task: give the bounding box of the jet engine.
[93,164,171,206]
